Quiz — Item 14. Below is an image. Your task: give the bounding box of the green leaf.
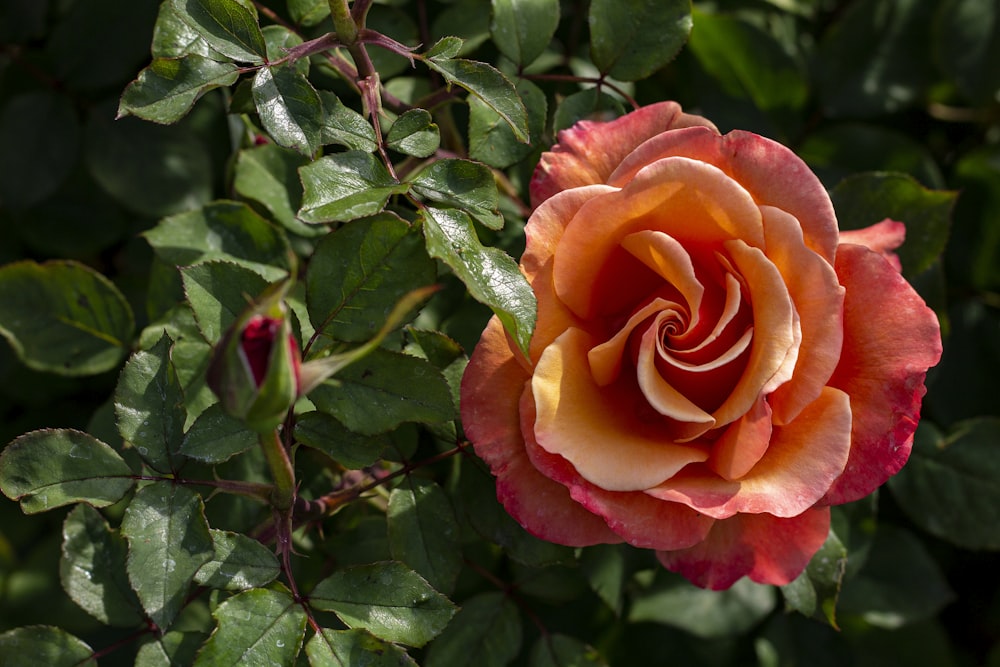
[530,634,608,667]
[0,260,134,375]
[194,586,307,666]
[152,0,219,59]
[388,478,462,595]
[0,429,134,514]
[780,528,847,628]
[936,0,1000,105]
[629,573,776,638]
[288,0,329,27]
[0,627,95,667]
[411,159,503,230]
[118,55,239,124]
[579,544,627,616]
[309,348,456,435]
[490,0,559,67]
[114,333,186,473]
[180,402,258,463]
[298,151,409,224]
[85,112,213,217]
[294,412,390,468]
[830,172,955,279]
[318,91,379,152]
[263,25,308,74]
[425,36,464,60]
[889,419,1000,550]
[136,631,208,667]
[306,628,418,667]
[142,305,216,426]
[0,90,79,210]
[552,88,624,132]
[470,79,546,169]
[306,213,435,342]
[424,592,521,667]
[310,561,456,647]
[233,143,316,236]
[253,65,324,156]
[816,0,936,117]
[423,57,529,142]
[387,109,441,158]
[122,483,214,629]
[589,0,691,81]
[170,0,267,63]
[180,260,271,343]
[421,207,535,358]
[144,201,293,278]
[838,525,954,628]
[61,504,143,626]
[194,529,280,589]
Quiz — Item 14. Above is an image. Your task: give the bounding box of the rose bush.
[460,102,943,590]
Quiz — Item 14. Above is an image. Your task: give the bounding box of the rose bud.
[207,286,302,433]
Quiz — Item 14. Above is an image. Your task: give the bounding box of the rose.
[459,102,942,590]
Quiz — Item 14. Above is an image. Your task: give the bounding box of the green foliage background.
[1,0,999,665]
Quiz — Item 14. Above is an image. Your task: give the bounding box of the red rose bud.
[207,286,302,432]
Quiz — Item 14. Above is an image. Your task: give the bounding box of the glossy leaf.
[233,143,314,236]
[318,91,378,152]
[151,0,218,59]
[780,528,847,628]
[552,88,624,132]
[470,79,546,169]
[288,0,329,27]
[136,631,208,667]
[425,36,463,60]
[0,627,95,667]
[831,172,954,279]
[298,151,409,224]
[0,90,79,210]
[530,634,608,667]
[309,561,456,646]
[421,206,535,358]
[60,504,143,626]
[306,213,435,342]
[144,201,293,278]
[410,159,503,230]
[180,260,271,343]
[308,348,456,435]
[423,57,529,142]
[252,65,324,156]
[889,419,1000,550]
[0,260,134,375]
[386,109,440,158]
[838,525,954,628]
[180,402,258,463]
[388,478,462,594]
[424,592,522,667]
[589,0,691,81]
[629,574,776,638]
[194,586,307,666]
[170,0,267,63]
[305,628,418,667]
[0,429,134,514]
[294,412,390,468]
[121,483,214,629]
[114,333,186,473]
[118,55,239,124]
[490,0,559,67]
[194,529,280,590]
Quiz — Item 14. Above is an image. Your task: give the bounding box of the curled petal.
[821,243,943,505]
[657,507,831,590]
[531,101,717,206]
[461,317,620,545]
[838,218,906,272]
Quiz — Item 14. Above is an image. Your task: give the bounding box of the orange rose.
[460,102,943,589]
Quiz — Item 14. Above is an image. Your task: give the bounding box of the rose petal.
[461,317,621,545]
[553,157,765,320]
[647,386,852,518]
[588,297,686,386]
[656,507,831,590]
[821,243,942,505]
[708,395,772,481]
[760,205,845,425]
[608,128,839,263]
[838,218,906,272]
[531,101,717,206]
[532,327,709,492]
[521,390,715,550]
